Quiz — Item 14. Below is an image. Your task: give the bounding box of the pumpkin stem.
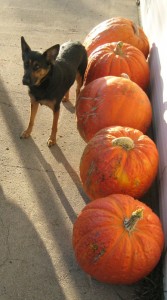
[132,22,139,37]
[124,208,143,232]
[112,137,134,151]
[114,41,124,56]
[121,73,130,80]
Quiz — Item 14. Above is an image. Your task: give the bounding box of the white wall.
[140,0,167,296]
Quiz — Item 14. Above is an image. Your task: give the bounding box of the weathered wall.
[140,0,167,296]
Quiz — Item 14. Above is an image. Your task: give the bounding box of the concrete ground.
[0,1,140,299]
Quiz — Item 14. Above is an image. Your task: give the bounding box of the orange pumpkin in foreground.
[73,194,164,284]
[84,17,149,58]
[84,41,150,90]
[76,76,152,142]
[80,126,159,200]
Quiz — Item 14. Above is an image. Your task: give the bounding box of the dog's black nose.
[22,76,31,86]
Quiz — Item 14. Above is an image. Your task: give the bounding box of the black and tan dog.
[20,37,87,146]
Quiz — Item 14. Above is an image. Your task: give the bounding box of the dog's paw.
[20,130,31,139]
[47,137,56,147]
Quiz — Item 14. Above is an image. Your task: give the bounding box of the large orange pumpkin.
[84,41,150,90]
[84,17,149,58]
[73,194,164,284]
[76,76,152,142]
[80,126,159,200]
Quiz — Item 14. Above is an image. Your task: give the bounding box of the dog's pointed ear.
[21,36,31,59]
[43,44,60,63]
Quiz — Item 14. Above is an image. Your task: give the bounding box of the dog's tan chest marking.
[39,99,56,111]
[29,94,57,111]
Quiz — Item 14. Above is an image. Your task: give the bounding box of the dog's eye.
[33,64,40,71]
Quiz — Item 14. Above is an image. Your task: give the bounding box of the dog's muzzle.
[22,75,31,86]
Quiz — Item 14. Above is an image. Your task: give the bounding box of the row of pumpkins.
[72,17,164,285]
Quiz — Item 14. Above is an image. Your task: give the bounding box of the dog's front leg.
[47,110,60,147]
[20,101,39,139]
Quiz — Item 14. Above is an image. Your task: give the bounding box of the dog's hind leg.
[75,72,83,102]
[62,90,70,102]
[76,51,88,104]
[20,100,39,139]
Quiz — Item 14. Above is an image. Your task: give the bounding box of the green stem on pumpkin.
[114,41,124,56]
[124,208,143,232]
[112,136,134,151]
[121,73,130,80]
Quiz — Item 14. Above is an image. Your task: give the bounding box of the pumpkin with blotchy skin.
[84,17,149,58]
[84,41,150,90]
[79,126,159,200]
[73,194,164,284]
[76,76,152,142]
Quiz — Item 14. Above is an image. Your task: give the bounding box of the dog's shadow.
[62,100,75,113]
[50,144,89,204]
